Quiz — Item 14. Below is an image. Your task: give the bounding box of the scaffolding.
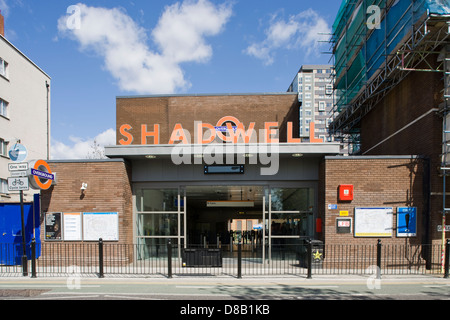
[329,0,450,272]
[330,0,450,152]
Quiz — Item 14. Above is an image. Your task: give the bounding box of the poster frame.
[354,207,393,238]
[82,212,119,241]
[396,207,417,237]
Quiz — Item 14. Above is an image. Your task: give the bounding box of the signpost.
[8,143,28,162]
[7,177,29,191]
[8,162,28,171]
[6,143,54,276]
[7,143,29,276]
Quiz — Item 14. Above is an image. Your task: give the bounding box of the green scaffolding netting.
[333,0,450,113]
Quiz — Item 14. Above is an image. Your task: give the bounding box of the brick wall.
[40,160,133,244]
[359,57,449,245]
[116,94,300,145]
[320,156,424,246]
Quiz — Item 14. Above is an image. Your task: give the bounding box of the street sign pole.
[20,190,28,276]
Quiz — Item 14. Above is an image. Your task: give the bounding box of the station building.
[40,93,429,263]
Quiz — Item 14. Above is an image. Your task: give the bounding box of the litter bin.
[300,239,323,268]
[310,240,323,268]
[182,248,222,267]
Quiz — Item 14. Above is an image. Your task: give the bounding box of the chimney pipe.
[0,11,4,37]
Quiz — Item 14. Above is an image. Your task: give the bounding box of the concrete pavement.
[0,273,448,300]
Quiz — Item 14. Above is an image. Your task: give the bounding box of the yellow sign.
[312,250,323,261]
[340,210,349,216]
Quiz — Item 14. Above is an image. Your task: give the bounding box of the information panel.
[45,212,62,240]
[354,207,393,237]
[83,212,119,241]
[63,212,82,241]
[397,207,417,237]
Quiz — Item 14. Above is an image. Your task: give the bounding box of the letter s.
[119,124,133,145]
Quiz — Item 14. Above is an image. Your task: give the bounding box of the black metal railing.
[0,239,448,278]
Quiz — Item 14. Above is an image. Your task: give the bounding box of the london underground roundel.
[28,160,54,190]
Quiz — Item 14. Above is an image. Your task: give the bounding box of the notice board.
[83,212,119,241]
[354,207,393,237]
[63,212,82,241]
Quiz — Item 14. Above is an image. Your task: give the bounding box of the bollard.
[445,239,450,279]
[237,241,242,279]
[168,240,172,279]
[307,240,312,279]
[31,238,36,278]
[376,239,382,280]
[98,238,104,278]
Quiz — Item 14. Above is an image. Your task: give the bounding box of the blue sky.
[0,0,342,159]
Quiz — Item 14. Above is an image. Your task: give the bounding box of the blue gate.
[0,194,41,265]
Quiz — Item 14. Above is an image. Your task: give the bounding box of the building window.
[0,179,8,194]
[318,101,326,112]
[0,98,9,118]
[304,75,312,82]
[326,84,333,95]
[0,58,8,79]
[0,138,8,157]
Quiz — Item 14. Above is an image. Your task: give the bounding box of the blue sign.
[397,207,417,237]
[8,143,27,162]
[31,168,54,181]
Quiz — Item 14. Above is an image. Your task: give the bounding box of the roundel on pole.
[28,160,54,190]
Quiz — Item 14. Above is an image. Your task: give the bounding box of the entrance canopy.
[105,142,341,160]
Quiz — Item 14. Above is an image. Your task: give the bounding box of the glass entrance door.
[264,187,314,262]
[134,185,315,262]
[184,185,265,253]
[135,188,185,259]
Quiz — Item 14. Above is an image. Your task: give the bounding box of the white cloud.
[245,9,331,66]
[51,128,116,160]
[57,1,232,94]
[152,0,232,64]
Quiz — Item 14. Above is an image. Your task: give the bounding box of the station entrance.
[185,186,265,254]
[135,184,316,261]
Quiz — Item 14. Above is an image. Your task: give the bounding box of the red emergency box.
[339,184,353,201]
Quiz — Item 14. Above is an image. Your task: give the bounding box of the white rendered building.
[0,13,51,202]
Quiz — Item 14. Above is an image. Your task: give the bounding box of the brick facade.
[319,156,425,245]
[40,160,133,244]
[116,93,300,145]
[358,58,448,245]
